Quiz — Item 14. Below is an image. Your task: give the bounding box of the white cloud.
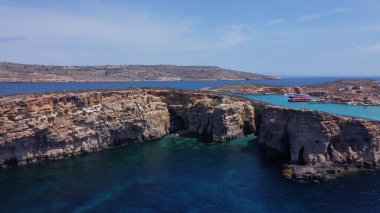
[300,13,324,22]
[0,3,254,63]
[299,7,350,22]
[332,8,350,13]
[357,43,380,52]
[263,19,285,26]
[340,25,380,33]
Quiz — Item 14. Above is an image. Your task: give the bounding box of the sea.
[237,94,380,120]
[1,77,380,212]
[1,76,379,96]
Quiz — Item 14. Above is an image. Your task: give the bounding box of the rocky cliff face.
[0,89,255,167]
[151,90,255,142]
[253,101,380,180]
[1,88,380,181]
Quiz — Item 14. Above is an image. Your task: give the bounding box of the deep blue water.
[1,76,379,96]
[1,77,380,212]
[238,94,380,120]
[1,135,380,213]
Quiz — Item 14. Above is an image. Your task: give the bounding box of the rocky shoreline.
[252,101,380,181]
[1,88,379,181]
[205,79,380,106]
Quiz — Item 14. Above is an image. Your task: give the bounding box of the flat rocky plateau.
[1,88,379,181]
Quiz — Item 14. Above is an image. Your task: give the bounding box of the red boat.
[288,95,311,102]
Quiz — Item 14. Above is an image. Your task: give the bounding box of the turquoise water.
[1,77,379,121]
[1,77,379,120]
[1,135,380,212]
[238,94,380,120]
[0,77,380,120]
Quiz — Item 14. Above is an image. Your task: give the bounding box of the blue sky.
[0,0,379,76]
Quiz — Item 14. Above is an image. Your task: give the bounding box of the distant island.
[0,62,276,82]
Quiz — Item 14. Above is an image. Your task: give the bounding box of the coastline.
[204,79,380,106]
[0,62,277,82]
[0,77,279,83]
[1,88,380,181]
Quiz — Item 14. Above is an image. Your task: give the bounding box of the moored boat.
[288,95,311,102]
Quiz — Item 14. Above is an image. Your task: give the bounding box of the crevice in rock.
[3,157,18,167]
[281,129,291,163]
[243,121,252,135]
[112,138,135,146]
[298,146,306,165]
[281,115,292,163]
[203,112,213,141]
[254,108,262,135]
[327,143,333,161]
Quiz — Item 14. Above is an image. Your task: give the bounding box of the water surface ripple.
[1,135,380,212]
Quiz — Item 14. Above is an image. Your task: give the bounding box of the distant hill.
[0,62,276,82]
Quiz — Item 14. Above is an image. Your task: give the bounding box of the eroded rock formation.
[1,88,380,181]
[253,101,380,180]
[0,89,255,167]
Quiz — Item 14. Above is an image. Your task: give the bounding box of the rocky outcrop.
[253,101,380,181]
[0,89,255,167]
[151,90,255,142]
[1,88,380,181]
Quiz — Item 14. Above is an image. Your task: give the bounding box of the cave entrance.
[243,121,252,135]
[254,110,262,135]
[298,146,306,165]
[168,108,186,133]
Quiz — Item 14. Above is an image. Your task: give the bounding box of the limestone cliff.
[1,88,380,181]
[253,101,380,180]
[0,89,255,167]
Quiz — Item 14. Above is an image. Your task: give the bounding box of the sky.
[0,0,380,76]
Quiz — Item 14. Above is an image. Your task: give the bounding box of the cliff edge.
[253,101,380,180]
[0,89,255,166]
[1,88,379,181]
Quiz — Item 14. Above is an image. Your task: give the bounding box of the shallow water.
[238,94,380,120]
[1,135,380,212]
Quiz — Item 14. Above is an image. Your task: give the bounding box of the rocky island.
[1,88,380,181]
[0,62,276,82]
[205,79,380,106]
